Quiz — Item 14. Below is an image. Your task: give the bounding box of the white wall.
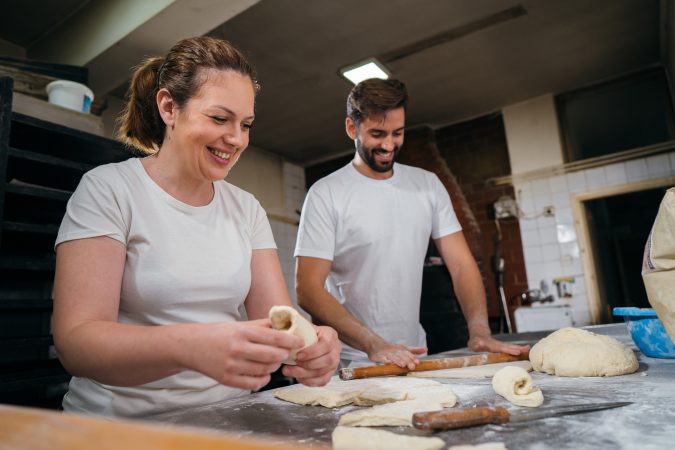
[227,145,285,216]
[227,148,304,305]
[513,153,675,327]
[503,94,565,175]
[101,95,125,140]
[503,94,675,327]
[270,162,307,306]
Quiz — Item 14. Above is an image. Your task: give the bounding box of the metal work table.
[148,324,675,449]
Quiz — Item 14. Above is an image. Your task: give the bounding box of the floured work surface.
[147,324,675,449]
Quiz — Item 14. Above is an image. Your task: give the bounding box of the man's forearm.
[298,287,385,354]
[450,262,493,337]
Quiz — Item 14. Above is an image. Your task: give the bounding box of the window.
[557,67,675,162]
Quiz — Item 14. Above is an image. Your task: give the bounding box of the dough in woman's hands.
[492,366,543,407]
[529,327,638,377]
[332,426,445,450]
[268,306,318,363]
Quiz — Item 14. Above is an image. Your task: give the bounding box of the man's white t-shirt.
[55,157,276,418]
[294,162,461,361]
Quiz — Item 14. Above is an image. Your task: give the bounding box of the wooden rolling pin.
[339,351,529,380]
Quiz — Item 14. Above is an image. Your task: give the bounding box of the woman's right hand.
[179,319,304,391]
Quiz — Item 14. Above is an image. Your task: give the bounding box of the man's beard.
[356,138,402,173]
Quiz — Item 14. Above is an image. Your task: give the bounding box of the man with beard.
[294,78,527,369]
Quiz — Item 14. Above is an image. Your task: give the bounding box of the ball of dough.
[492,366,543,407]
[269,306,318,362]
[529,327,638,377]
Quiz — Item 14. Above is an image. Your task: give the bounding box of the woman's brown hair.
[117,36,260,153]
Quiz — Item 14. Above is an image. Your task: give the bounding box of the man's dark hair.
[346,78,408,125]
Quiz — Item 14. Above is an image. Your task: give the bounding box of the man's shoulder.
[395,163,439,181]
[395,162,431,175]
[310,164,353,190]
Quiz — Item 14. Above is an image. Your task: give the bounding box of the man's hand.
[367,340,427,370]
[468,334,530,356]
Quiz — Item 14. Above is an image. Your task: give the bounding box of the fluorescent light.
[340,58,390,85]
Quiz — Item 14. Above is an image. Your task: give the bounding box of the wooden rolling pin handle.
[339,364,408,380]
[339,351,529,380]
[412,406,510,430]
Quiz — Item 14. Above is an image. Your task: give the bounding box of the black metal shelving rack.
[0,76,132,408]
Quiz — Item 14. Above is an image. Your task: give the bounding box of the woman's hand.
[180,319,304,391]
[282,325,341,386]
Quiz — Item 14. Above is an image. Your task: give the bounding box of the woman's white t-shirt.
[55,157,276,418]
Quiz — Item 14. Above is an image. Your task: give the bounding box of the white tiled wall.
[514,152,675,326]
[268,162,307,306]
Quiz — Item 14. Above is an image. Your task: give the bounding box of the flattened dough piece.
[332,426,445,450]
[492,366,543,407]
[529,327,638,377]
[353,378,446,406]
[408,360,532,379]
[273,376,440,408]
[269,306,318,362]
[403,384,457,407]
[338,399,444,427]
[449,443,508,450]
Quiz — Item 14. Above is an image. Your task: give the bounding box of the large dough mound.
[529,327,638,377]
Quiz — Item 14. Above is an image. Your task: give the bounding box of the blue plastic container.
[613,307,675,358]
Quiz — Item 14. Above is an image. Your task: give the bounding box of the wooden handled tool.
[414,406,510,430]
[338,351,529,380]
[413,402,633,430]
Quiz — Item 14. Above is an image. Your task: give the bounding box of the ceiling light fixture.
[339,58,390,85]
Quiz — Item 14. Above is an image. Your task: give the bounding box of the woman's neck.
[141,150,214,207]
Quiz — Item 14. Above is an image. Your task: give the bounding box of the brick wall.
[433,114,528,324]
[397,127,484,267]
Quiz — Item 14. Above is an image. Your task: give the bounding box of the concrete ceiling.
[0,0,664,166]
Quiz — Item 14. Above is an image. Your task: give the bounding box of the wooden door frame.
[571,175,675,323]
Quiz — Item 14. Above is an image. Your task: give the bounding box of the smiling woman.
[51,36,341,419]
